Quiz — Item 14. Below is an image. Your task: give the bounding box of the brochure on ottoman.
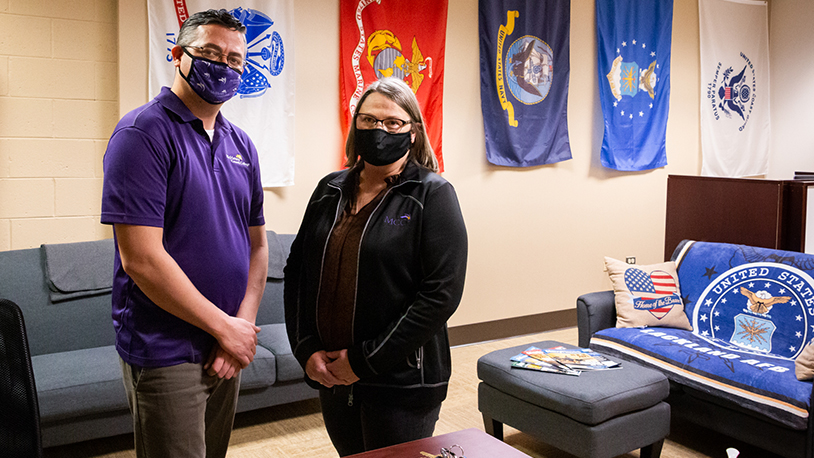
[510,346,620,375]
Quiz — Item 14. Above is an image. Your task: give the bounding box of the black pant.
[318,386,442,456]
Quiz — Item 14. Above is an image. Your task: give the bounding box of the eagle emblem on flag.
[604,39,661,120]
[705,53,757,131]
[366,30,432,93]
[506,36,553,104]
[716,65,750,121]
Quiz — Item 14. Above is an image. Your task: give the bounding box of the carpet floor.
[44,327,784,458]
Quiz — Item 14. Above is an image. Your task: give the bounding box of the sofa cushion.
[591,326,811,430]
[605,257,692,330]
[266,230,286,279]
[795,342,814,381]
[32,346,128,423]
[257,323,304,383]
[34,343,278,425]
[239,343,277,390]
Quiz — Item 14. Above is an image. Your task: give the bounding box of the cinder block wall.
[0,1,118,251]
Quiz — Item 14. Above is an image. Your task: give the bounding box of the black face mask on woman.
[355,128,412,166]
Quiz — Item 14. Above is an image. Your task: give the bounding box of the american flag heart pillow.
[605,257,692,330]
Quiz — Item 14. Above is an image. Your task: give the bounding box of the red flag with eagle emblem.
[339,0,448,171]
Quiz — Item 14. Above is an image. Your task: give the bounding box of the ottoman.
[477,340,670,458]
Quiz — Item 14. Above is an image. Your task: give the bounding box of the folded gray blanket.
[42,239,115,303]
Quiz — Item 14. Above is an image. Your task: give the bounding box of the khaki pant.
[120,358,240,458]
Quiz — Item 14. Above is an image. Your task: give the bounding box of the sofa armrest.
[576,291,616,348]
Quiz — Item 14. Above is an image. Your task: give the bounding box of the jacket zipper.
[316,177,421,374]
[313,183,345,341]
[352,179,424,364]
[351,186,396,341]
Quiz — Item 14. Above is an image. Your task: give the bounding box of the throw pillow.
[605,257,693,330]
[795,342,814,381]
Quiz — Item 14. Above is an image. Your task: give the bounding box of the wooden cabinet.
[664,175,814,260]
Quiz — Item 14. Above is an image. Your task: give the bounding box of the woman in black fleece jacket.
[284,77,468,456]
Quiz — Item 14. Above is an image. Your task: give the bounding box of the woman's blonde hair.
[344,77,438,172]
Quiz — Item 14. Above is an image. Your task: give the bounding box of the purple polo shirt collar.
[156,86,233,135]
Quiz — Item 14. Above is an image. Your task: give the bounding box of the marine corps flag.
[340,0,447,170]
[596,0,673,171]
[699,0,770,177]
[479,0,572,167]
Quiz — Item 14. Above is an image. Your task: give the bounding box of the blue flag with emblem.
[479,0,571,167]
[596,0,673,171]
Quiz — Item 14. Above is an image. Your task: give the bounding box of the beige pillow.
[605,257,692,330]
[795,342,814,381]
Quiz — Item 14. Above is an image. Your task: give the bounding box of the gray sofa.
[0,231,316,448]
[577,240,814,458]
[579,291,814,458]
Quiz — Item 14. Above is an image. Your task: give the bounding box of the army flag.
[340,0,447,170]
[699,0,770,177]
[479,0,572,167]
[596,0,673,171]
[148,0,295,187]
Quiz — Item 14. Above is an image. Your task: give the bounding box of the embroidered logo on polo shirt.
[227,154,250,167]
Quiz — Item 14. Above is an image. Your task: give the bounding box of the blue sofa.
[0,231,316,448]
[577,240,814,458]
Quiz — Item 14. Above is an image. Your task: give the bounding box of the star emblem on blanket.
[703,266,718,279]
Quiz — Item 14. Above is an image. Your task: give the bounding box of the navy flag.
[596,0,673,171]
[479,0,571,167]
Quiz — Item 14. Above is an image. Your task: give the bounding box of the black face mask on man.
[355,128,412,166]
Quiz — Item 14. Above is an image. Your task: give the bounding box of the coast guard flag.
[596,0,673,171]
[700,0,770,177]
[340,0,447,171]
[148,0,295,187]
[479,0,572,167]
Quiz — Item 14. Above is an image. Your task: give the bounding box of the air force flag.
[479,0,571,167]
[148,0,295,187]
[596,0,673,171]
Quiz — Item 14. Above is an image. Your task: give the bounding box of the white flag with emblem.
[148,0,294,187]
[699,0,770,177]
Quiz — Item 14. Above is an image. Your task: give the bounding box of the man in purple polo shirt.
[101,10,267,458]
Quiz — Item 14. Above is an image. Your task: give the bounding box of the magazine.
[509,346,620,375]
[510,350,581,376]
[520,346,572,370]
[539,348,621,371]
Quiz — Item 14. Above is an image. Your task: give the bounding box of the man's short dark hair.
[177,9,246,47]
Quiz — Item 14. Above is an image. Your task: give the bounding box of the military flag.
[339,0,447,170]
[148,0,295,187]
[699,0,770,177]
[596,0,673,171]
[479,0,571,167]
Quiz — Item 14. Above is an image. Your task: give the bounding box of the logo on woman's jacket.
[384,214,411,226]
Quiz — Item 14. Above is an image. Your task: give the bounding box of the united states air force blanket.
[591,240,814,429]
